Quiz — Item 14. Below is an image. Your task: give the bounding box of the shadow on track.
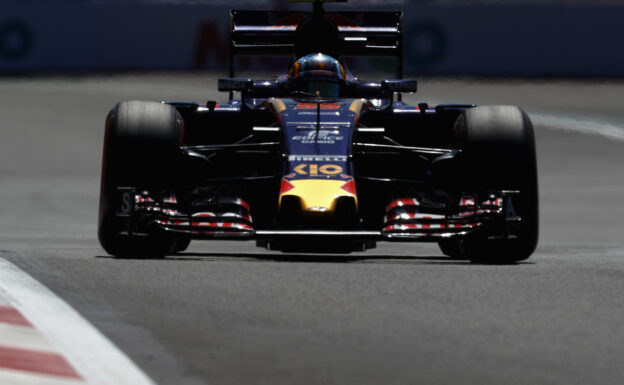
[174,252,455,265]
[96,252,532,266]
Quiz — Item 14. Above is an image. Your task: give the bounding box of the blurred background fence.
[1,1,623,76]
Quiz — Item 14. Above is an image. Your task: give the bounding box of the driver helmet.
[289,53,346,97]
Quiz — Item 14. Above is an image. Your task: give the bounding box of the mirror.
[218,78,253,92]
[381,79,418,94]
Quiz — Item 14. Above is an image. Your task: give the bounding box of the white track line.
[531,113,624,142]
[0,257,156,385]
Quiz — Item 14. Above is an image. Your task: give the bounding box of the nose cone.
[279,179,357,217]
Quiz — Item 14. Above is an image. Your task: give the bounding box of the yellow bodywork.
[279,179,357,215]
[268,98,286,114]
[349,99,366,116]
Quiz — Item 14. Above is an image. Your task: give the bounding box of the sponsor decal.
[288,155,347,162]
[292,130,344,144]
[294,103,341,110]
[280,179,296,194]
[340,179,357,195]
[293,163,344,176]
[120,192,133,213]
[505,196,519,218]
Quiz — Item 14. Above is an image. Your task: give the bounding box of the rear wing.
[229,10,404,79]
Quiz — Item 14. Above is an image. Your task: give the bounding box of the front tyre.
[438,239,465,259]
[171,237,191,254]
[453,105,539,264]
[98,101,183,258]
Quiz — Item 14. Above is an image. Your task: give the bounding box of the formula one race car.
[98,0,538,263]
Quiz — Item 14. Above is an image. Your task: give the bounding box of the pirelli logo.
[294,164,343,176]
[288,155,348,162]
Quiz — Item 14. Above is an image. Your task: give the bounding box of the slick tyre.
[171,237,191,254]
[438,239,465,259]
[98,101,184,258]
[453,105,539,264]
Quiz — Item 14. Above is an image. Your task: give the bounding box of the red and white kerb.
[0,294,84,384]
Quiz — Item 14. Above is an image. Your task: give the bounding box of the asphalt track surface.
[1,74,624,385]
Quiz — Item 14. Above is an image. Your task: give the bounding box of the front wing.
[112,187,521,244]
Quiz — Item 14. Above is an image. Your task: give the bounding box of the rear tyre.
[98,101,184,258]
[453,105,538,264]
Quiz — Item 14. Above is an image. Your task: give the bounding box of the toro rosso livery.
[98,0,538,263]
